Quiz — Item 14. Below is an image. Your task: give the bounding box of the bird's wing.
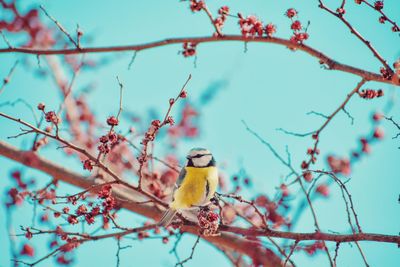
[174,167,186,189]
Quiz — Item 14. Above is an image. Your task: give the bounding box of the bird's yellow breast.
[170,166,218,210]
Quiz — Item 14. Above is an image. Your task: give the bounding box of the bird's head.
[186,148,215,168]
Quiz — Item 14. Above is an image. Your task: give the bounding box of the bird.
[158,148,218,227]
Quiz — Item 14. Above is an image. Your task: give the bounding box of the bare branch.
[40,5,79,48]
[0,60,19,96]
[0,36,396,85]
[318,1,393,73]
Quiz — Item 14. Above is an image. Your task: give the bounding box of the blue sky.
[0,0,399,266]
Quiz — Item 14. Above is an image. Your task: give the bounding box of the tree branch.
[0,36,397,85]
[0,141,282,267]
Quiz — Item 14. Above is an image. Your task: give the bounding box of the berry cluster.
[380,67,392,80]
[5,171,33,208]
[358,89,384,99]
[54,184,117,230]
[37,103,60,125]
[285,8,309,44]
[238,14,265,38]
[327,156,351,175]
[255,193,288,228]
[182,42,197,57]
[214,6,230,29]
[352,112,384,157]
[0,2,54,47]
[189,0,205,12]
[82,159,94,171]
[168,103,199,139]
[303,241,325,255]
[97,131,120,155]
[301,147,321,178]
[197,208,219,236]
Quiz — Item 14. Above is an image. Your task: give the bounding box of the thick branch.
[220,226,400,244]
[0,141,281,267]
[0,36,396,85]
[1,141,399,255]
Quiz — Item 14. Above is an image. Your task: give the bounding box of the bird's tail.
[158,208,178,227]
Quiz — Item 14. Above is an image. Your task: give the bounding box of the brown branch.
[312,170,369,266]
[333,242,340,266]
[218,225,400,244]
[137,74,191,188]
[284,240,299,267]
[359,0,399,33]
[200,4,223,36]
[176,235,201,267]
[0,30,13,48]
[318,0,393,73]
[305,78,367,169]
[0,140,282,267]
[1,141,398,265]
[40,5,79,48]
[216,194,294,266]
[0,36,397,85]
[0,111,166,207]
[0,60,19,96]
[242,120,333,265]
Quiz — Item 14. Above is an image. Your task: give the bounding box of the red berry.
[82,159,93,171]
[67,215,79,225]
[374,1,384,11]
[285,8,297,18]
[62,207,70,214]
[99,135,108,143]
[166,116,174,125]
[264,23,276,37]
[291,20,302,31]
[106,116,119,126]
[151,119,161,127]
[179,90,187,98]
[301,161,309,169]
[372,112,383,121]
[373,128,384,139]
[25,228,33,239]
[316,184,329,197]
[20,244,34,257]
[336,8,345,15]
[303,172,313,182]
[45,111,59,124]
[37,103,45,111]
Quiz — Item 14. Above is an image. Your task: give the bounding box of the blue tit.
[158,148,218,226]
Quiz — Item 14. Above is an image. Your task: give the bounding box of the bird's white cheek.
[192,155,211,167]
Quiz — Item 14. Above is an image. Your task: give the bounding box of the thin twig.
[284,240,299,267]
[0,60,19,96]
[318,0,393,73]
[0,30,13,48]
[40,5,79,48]
[175,235,200,267]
